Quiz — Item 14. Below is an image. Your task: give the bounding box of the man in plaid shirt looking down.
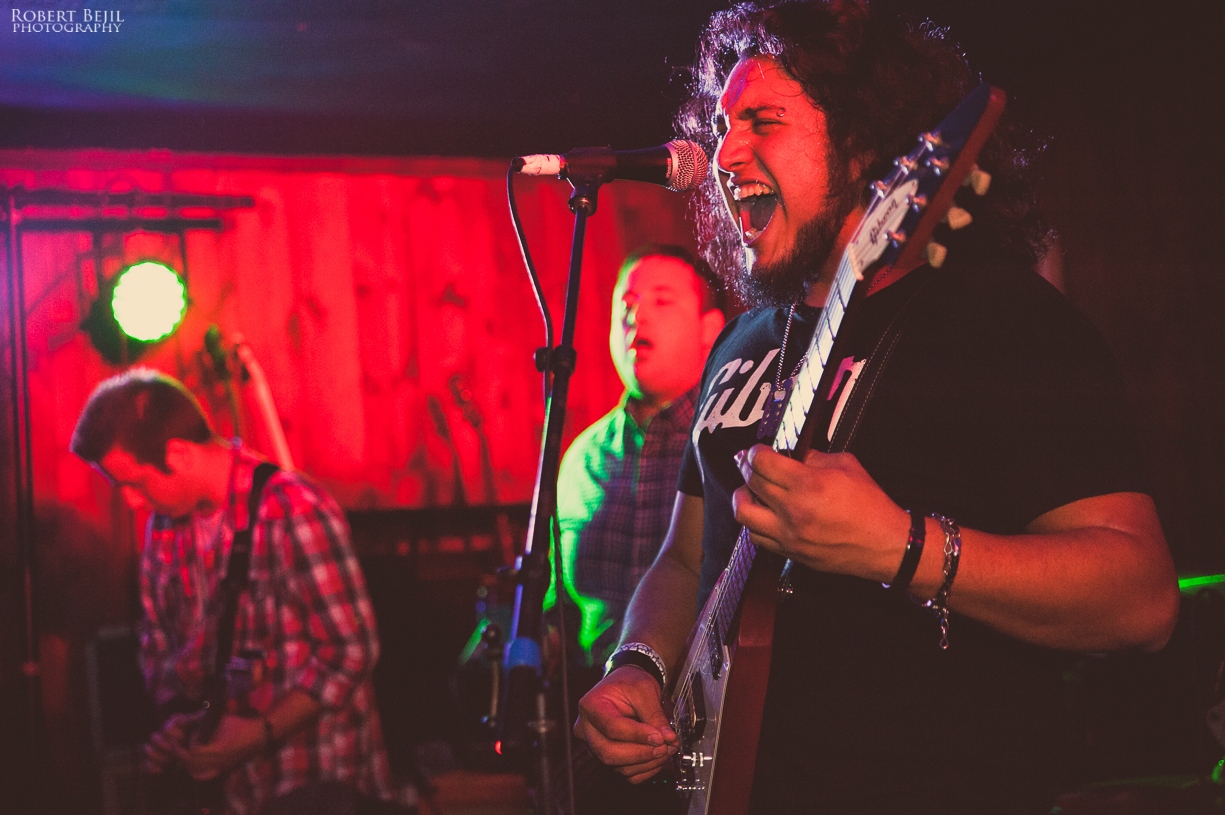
[71,369,395,814]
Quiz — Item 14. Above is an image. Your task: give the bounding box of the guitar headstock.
[848,83,1006,288]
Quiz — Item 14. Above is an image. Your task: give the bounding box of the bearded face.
[709,55,862,308]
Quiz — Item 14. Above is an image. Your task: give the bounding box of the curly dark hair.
[676,0,1049,290]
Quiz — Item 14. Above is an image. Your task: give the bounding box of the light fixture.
[83,260,188,364]
[110,261,187,342]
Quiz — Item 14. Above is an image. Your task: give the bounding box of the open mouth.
[730,181,777,244]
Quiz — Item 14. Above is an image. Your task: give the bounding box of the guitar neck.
[703,252,861,648]
[773,252,859,456]
[705,528,758,658]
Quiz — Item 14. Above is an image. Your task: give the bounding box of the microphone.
[511,139,709,192]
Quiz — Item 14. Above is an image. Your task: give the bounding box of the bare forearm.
[906,503,1179,652]
[619,552,701,674]
[265,688,322,744]
[232,689,325,763]
[735,448,1179,654]
[225,690,323,763]
[182,690,324,779]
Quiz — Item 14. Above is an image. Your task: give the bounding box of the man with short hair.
[550,245,725,668]
[71,369,395,815]
[574,2,1179,812]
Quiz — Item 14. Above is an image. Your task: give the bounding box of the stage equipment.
[110,261,186,342]
[203,326,295,470]
[498,141,707,814]
[82,259,189,363]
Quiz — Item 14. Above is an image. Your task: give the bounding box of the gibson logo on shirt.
[692,348,780,447]
[692,347,869,452]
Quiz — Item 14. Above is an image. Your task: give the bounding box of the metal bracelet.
[922,513,962,650]
[607,641,668,689]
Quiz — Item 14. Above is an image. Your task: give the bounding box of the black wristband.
[607,649,665,689]
[885,510,925,591]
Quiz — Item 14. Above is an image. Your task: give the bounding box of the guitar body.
[149,769,224,815]
[673,551,783,815]
[146,704,226,815]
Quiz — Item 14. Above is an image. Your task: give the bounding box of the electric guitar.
[154,461,279,815]
[149,644,245,815]
[668,83,1006,815]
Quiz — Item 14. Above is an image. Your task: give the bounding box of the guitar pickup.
[690,672,707,740]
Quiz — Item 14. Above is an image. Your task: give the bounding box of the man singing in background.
[548,245,725,671]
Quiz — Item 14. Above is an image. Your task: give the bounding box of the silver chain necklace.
[758,301,802,440]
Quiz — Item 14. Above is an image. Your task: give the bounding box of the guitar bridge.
[673,672,709,794]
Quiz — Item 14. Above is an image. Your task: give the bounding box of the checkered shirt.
[553,388,697,665]
[139,445,394,814]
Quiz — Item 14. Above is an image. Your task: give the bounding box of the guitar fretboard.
[774,252,857,455]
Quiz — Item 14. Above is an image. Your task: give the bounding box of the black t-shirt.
[678,261,1147,813]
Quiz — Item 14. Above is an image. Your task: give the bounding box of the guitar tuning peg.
[925,156,950,175]
[925,241,948,269]
[944,206,973,230]
[963,166,992,196]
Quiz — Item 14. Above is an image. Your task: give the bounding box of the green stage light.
[111,261,187,342]
[1179,574,1225,592]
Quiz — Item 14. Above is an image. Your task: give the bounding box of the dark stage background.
[0,1,1221,812]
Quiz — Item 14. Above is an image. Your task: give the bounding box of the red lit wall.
[2,149,696,510]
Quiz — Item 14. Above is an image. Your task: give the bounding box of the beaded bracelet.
[606,642,667,690]
[922,513,962,650]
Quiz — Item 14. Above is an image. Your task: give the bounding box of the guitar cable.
[551,511,579,815]
[507,167,554,403]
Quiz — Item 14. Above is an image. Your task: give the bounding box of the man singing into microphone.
[574,1,1178,812]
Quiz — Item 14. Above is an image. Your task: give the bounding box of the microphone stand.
[501,155,616,815]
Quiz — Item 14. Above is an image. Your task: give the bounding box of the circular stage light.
[111,261,187,342]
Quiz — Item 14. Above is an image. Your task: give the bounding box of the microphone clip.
[533,345,577,375]
[559,146,619,187]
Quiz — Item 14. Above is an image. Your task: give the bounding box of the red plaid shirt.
[140,444,394,814]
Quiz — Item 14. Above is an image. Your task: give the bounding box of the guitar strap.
[826,271,937,455]
[777,274,937,599]
[212,461,279,688]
